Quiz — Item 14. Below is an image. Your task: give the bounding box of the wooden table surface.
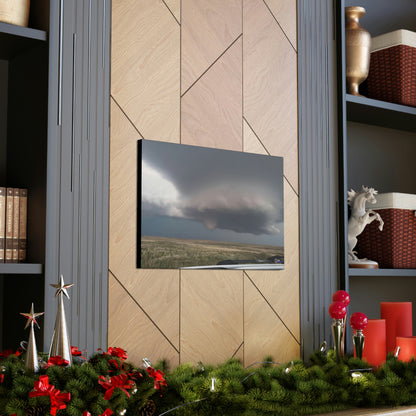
[324,406,416,416]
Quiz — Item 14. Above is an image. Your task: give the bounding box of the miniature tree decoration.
[49,275,74,365]
[20,303,44,372]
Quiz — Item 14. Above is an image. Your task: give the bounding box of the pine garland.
[5,348,416,415]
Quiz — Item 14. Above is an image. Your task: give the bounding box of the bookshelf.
[0,21,47,59]
[0,0,110,354]
[0,4,50,350]
[338,0,416,338]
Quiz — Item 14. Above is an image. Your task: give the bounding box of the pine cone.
[140,400,156,416]
[26,405,48,416]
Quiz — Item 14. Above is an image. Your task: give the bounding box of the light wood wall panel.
[181,38,243,151]
[245,180,301,339]
[243,119,268,155]
[110,0,299,368]
[164,0,180,23]
[181,270,243,364]
[264,0,297,50]
[109,101,180,350]
[109,99,141,276]
[244,275,300,365]
[243,0,298,192]
[109,274,179,367]
[181,0,242,94]
[111,0,180,142]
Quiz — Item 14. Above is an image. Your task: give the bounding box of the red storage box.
[356,193,416,268]
[367,30,416,107]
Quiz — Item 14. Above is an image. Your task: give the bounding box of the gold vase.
[345,6,371,96]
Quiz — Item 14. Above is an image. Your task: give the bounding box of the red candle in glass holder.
[362,319,386,366]
[380,302,412,353]
[396,336,416,362]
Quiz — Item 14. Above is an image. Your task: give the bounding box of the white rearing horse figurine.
[347,186,384,262]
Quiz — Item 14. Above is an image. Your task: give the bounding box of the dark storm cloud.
[140,140,284,236]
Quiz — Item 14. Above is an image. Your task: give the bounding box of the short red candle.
[396,336,416,362]
[380,302,412,353]
[362,319,386,366]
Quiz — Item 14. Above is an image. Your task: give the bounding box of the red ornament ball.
[332,290,350,306]
[328,301,347,320]
[350,312,368,331]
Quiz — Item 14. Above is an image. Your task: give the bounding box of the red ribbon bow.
[107,347,128,361]
[128,370,144,382]
[71,346,87,360]
[0,349,13,359]
[29,375,71,416]
[100,410,113,416]
[45,355,69,368]
[0,374,4,383]
[49,390,71,416]
[98,374,134,400]
[147,367,167,390]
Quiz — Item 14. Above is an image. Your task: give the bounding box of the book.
[0,187,5,263]
[12,188,20,263]
[5,188,13,263]
[18,188,27,262]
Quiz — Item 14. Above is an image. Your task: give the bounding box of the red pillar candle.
[362,319,386,366]
[380,302,412,353]
[396,336,416,362]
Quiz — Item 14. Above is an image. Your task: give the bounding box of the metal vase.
[331,319,344,360]
[353,329,365,360]
[345,6,371,96]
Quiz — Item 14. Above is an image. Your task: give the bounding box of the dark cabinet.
[0,0,110,354]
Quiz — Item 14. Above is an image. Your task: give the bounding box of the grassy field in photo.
[140,236,284,269]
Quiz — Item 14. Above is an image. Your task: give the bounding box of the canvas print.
[138,140,284,270]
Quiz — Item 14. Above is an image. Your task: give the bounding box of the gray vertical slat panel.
[298,0,339,360]
[44,0,63,348]
[44,0,110,353]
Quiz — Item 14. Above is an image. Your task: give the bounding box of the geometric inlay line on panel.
[163,0,180,25]
[263,0,297,51]
[181,34,243,98]
[181,37,243,151]
[109,269,179,353]
[244,271,300,345]
[111,97,145,140]
[232,341,244,358]
[243,117,269,156]
[181,0,242,94]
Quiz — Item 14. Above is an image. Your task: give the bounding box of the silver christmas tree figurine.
[20,303,44,372]
[49,275,74,365]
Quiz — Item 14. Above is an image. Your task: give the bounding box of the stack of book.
[0,187,27,263]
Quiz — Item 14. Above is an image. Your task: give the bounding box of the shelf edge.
[0,263,43,275]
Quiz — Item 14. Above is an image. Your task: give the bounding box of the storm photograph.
[138,140,284,269]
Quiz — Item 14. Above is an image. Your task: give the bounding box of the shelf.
[349,268,416,277]
[0,263,43,274]
[0,21,47,60]
[346,94,416,133]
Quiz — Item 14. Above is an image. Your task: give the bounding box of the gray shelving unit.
[0,6,50,351]
[338,0,416,342]
[0,0,110,354]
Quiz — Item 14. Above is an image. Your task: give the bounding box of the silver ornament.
[49,275,73,365]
